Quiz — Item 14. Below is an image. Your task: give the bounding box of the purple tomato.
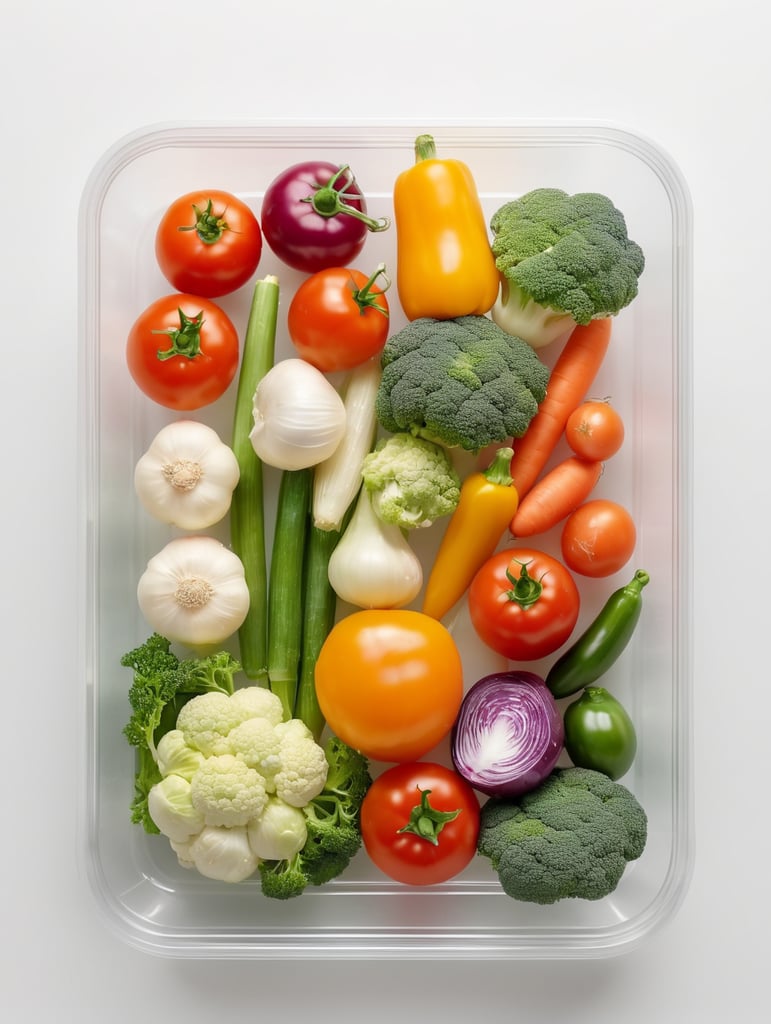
[260,161,389,273]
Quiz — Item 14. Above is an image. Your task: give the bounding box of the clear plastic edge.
[76,118,695,960]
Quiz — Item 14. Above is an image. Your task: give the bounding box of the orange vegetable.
[508,318,613,500]
[422,446,519,621]
[510,456,603,538]
[393,133,500,320]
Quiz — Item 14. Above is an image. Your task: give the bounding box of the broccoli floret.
[489,189,645,347]
[259,736,372,899]
[361,432,461,529]
[121,635,242,832]
[477,766,647,905]
[376,315,549,452]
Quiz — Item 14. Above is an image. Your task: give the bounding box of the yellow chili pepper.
[422,447,519,621]
[394,134,500,320]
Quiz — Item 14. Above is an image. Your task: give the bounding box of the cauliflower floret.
[229,686,285,727]
[176,691,244,757]
[156,729,206,780]
[228,716,283,790]
[147,774,206,843]
[188,824,260,883]
[247,796,308,861]
[274,718,314,743]
[274,736,329,808]
[190,753,268,826]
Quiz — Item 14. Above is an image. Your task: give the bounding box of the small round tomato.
[361,762,480,886]
[468,548,580,661]
[287,264,390,372]
[125,293,239,411]
[155,189,262,297]
[561,499,637,578]
[314,609,464,763]
[565,400,625,461]
[563,686,637,780]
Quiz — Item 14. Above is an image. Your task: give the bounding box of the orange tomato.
[561,499,637,578]
[314,609,464,763]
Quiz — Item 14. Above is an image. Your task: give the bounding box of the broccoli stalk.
[121,634,242,832]
[259,736,372,900]
[489,188,645,349]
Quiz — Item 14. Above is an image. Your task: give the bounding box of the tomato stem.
[178,198,230,245]
[153,309,205,361]
[302,165,390,232]
[350,262,390,318]
[397,788,460,846]
[504,560,544,608]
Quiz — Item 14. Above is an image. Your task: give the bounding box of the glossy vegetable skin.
[287,264,390,372]
[422,446,519,621]
[468,548,580,662]
[394,134,499,320]
[125,294,239,411]
[360,762,480,885]
[563,686,637,780]
[561,498,637,577]
[260,161,389,274]
[314,609,464,763]
[546,569,650,698]
[155,189,262,298]
[565,399,625,461]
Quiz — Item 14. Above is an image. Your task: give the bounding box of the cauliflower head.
[146,686,330,883]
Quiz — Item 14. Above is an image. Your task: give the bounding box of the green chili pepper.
[545,570,650,699]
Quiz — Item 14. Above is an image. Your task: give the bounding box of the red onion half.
[451,671,564,797]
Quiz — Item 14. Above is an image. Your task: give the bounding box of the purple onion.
[451,671,564,797]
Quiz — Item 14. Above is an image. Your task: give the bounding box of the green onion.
[230,276,280,682]
[267,467,312,719]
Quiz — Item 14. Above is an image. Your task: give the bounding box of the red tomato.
[468,548,580,661]
[314,610,464,763]
[155,189,262,298]
[360,762,480,886]
[125,293,239,411]
[565,400,625,461]
[561,499,637,578]
[287,265,390,372]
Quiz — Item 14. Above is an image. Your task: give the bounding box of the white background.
[3,0,766,1018]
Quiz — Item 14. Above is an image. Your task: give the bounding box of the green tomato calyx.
[397,787,460,846]
[505,559,544,609]
[179,198,230,246]
[153,309,205,361]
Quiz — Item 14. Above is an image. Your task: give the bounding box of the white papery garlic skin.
[137,535,250,647]
[134,420,240,530]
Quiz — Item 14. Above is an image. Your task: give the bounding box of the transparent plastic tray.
[78,121,693,959]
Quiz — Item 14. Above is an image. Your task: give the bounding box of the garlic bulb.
[137,535,250,647]
[134,420,240,530]
[327,486,423,609]
[249,358,347,470]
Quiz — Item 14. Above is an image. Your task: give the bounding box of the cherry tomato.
[125,293,239,411]
[360,762,480,886]
[287,264,390,371]
[563,686,637,780]
[565,400,625,461]
[260,161,389,274]
[468,548,580,661]
[155,189,262,298]
[314,610,464,763]
[561,499,637,578]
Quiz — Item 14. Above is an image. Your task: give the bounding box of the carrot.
[510,456,603,537]
[509,318,613,500]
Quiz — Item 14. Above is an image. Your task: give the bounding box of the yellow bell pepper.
[394,133,500,321]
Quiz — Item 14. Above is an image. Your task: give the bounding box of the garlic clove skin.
[137,535,250,647]
[134,420,240,530]
[249,358,347,470]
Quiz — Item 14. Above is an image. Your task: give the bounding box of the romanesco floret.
[489,188,645,348]
[477,766,648,905]
[361,432,461,529]
[375,315,549,452]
